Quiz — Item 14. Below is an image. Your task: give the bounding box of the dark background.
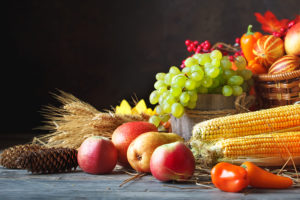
[2,0,299,142]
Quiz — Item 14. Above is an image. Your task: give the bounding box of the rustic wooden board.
[1,166,300,200]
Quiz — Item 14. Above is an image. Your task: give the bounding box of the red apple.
[127,132,184,173]
[112,121,158,167]
[150,141,195,181]
[285,22,300,56]
[77,136,117,174]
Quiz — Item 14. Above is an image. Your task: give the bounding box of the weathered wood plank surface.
[1,166,300,200]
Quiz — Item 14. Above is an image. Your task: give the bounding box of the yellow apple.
[127,132,184,173]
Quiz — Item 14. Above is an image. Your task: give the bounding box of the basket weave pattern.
[254,70,300,108]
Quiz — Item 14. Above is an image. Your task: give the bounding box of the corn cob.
[191,131,300,166]
[192,104,300,141]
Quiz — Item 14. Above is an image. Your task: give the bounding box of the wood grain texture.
[1,166,300,200]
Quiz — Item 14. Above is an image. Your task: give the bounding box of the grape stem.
[212,42,239,53]
[184,73,190,78]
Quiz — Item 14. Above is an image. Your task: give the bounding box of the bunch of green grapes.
[149,50,253,127]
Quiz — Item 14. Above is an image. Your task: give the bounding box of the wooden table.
[1,165,300,200]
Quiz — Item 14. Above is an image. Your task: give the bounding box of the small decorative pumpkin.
[253,35,285,68]
[268,55,300,74]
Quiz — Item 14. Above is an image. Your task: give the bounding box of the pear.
[127,132,184,173]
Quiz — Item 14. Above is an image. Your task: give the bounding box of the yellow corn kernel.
[196,131,300,166]
[192,104,300,141]
[217,132,300,159]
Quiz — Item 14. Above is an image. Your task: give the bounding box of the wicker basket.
[253,70,300,109]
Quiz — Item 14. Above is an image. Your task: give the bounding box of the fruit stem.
[246,25,254,36]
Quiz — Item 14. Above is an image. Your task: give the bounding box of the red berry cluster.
[185,40,212,53]
[272,20,297,38]
[181,38,244,66]
[230,38,244,61]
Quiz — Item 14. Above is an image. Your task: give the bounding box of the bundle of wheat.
[33,91,149,149]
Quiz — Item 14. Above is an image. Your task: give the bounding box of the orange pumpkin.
[253,35,285,68]
[268,55,300,74]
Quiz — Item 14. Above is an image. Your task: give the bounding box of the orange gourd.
[253,35,285,68]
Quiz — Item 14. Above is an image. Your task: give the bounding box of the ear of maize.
[191,131,300,166]
[192,104,300,141]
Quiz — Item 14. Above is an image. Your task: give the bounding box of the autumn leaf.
[254,11,289,33]
[295,15,300,24]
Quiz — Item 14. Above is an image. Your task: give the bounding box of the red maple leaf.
[295,15,300,24]
[254,11,290,33]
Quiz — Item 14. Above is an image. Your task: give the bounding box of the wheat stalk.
[34,90,149,149]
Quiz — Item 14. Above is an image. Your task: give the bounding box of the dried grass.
[33,90,149,149]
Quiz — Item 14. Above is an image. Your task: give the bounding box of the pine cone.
[0,144,44,169]
[17,147,78,174]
